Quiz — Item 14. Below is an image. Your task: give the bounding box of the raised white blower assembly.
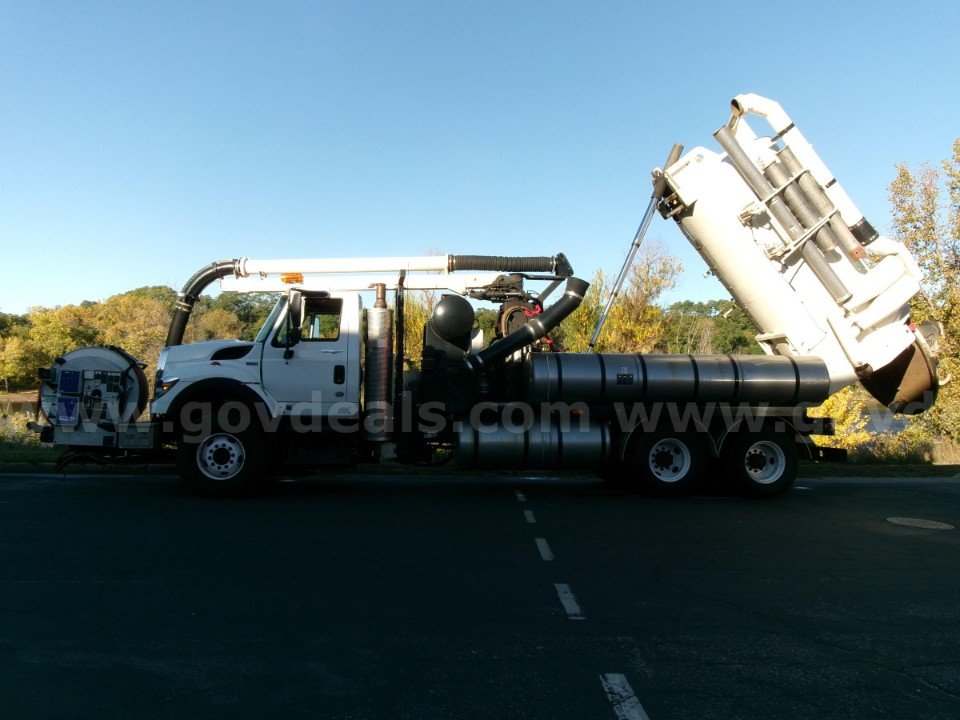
[656,93,939,413]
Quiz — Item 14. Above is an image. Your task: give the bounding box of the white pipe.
[730,93,792,133]
[730,94,868,233]
[221,272,504,294]
[865,235,922,280]
[851,275,919,333]
[843,255,909,310]
[237,255,451,277]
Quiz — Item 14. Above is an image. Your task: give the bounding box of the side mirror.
[287,289,303,345]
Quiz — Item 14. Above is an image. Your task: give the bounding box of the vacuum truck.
[30,94,941,498]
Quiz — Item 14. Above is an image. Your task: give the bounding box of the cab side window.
[301,297,342,341]
[274,297,342,345]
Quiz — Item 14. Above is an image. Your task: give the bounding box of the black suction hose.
[164,259,239,347]
[449,253,573,276]
[466,276,589,372]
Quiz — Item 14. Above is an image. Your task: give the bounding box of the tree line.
[0,243,761,394]
[0,288,276,392]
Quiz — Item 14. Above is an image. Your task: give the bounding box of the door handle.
[333,365,345,384]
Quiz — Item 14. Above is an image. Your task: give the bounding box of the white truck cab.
[152,291,362,422]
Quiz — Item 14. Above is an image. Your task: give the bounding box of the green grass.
[800,461,960,477]
[0,444,62,465]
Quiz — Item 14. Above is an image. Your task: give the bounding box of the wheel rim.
[743,440,786,485]
[647,438,692,483]
[196,433,246,480]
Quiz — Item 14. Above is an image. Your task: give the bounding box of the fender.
[614,405,713,464]
[713,415,819,460]
[153,378,279,435]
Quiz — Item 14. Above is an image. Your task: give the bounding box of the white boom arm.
[221,271,505,294]
[237,255,452,276]
[222,253,572,294]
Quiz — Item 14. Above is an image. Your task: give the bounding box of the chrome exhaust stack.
[364,283,394,441]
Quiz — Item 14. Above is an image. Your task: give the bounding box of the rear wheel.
[621,429,705,497]
[177,406,267,498]
[722,429,798,498]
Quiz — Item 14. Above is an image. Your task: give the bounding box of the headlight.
[154,377,179,399]
[154,348,169,389]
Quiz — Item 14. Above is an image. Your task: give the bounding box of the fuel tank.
[525,353,831,406]
[457,415,611,469]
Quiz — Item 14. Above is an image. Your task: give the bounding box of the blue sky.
[2,1,958,314]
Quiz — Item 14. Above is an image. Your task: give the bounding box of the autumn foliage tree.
[0,288,276,392]
[889,139,960,444]
[555,244,682,353]
[656,299,761,356]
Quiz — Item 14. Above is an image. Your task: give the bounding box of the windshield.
[254,297,286,344]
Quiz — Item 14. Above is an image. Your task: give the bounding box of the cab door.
[260,293,360,417]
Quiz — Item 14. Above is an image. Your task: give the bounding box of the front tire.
[722,429,798,498]
[177,412,267,498]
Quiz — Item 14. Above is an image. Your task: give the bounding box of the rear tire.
[621,429,705,497]
[722,429,797,499]
[177,407,267,498]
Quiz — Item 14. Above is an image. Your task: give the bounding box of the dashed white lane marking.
[515,490,527,502]
[553,583,584,620]
[887,517,954,530]
[794,485,811,490]
[600,673,650,720]
[535,537,555,561]
[524,509,537,524]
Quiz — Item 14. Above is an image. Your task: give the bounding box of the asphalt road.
[1,471,959,720]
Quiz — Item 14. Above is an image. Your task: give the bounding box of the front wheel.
[722,429,798,498]
[177,415,267,498]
